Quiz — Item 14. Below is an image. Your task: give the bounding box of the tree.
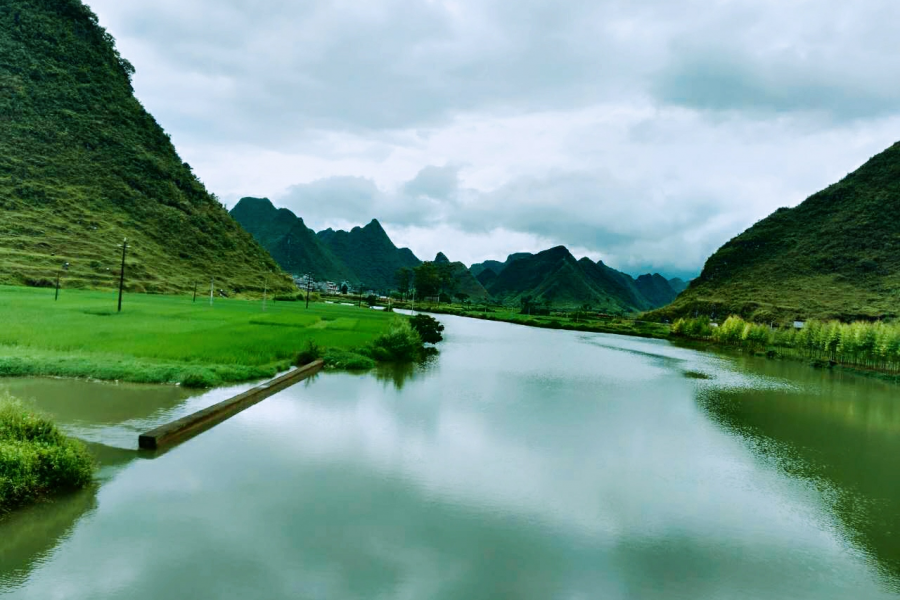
[410,314,444,344]
[455,292,469,305]
[395,268,412,301]
[436,262,455,305]
[519,295,534,315]
[340,283,349,294]
[413,262,441,299]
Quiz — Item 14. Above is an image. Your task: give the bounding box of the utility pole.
[262,275,268,312]
[193,282,197,303]
[358,284,363,308]
[54,262,69,301]
[305,274,312,309]
[117,239,127,313]
[209,278,214,306]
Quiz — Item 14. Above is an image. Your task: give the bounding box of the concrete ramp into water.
[138,360,323,451]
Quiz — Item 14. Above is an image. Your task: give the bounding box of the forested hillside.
[317,220,421,290]
[484,247,651,313]
[0,0,292,294]
[652,142,900,322]
[230,198,353,282]
[433,252,490,300]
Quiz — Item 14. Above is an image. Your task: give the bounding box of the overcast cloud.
[87,0,900,278]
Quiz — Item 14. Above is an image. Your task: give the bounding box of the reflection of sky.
[5,316,898,599]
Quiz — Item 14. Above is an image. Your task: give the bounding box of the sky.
[86,0,900,279]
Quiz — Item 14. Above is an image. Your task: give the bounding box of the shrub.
[0,395,94,513]
[322,349,376,370]
[179,369,217,388]
[368,318,423,362]
[296,340,322,366]
[672,316,713,338]
[409,314,445,344]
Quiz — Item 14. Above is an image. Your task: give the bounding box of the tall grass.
[0,286,396,386]
[0,393,94,514]
[673,315,900,373]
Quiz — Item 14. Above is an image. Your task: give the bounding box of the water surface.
[1,315,899,599]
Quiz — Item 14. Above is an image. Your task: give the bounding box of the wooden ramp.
[138,360,324,451]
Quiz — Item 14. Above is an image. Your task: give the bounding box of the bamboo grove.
[672,316,900,373]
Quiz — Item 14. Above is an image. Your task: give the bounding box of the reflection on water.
[0,486,98,590]
[698,354,900,587]
[1,317,899,599]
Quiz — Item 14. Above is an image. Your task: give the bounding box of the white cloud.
[85,0,900,277]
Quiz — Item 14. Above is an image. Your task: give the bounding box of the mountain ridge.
[0,0,293,294]
[650,141,900,322]
[230,198,354,282]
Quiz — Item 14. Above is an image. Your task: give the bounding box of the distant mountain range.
[652,141,900,322]
[231,197,420,290]
[232,198,686,313]
[473,249,684,312]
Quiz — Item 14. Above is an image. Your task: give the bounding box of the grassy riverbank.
[0,286,396,387]
[397,302,672,339]
[672,315,900,379]
[0,394,94,515]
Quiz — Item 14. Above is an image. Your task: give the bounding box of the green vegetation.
[0,393,94,514]
[400,302,671,339]
[470,253,532,278]
[634,273,680,308]
[411,255,489,303]
[672,315,900,373]
[322,349,376,371]
[653,141,900,323]
[485,246,654,313]
[231,198,423,291]
[0,286,401,387]
[0,0,293,295]
[410,314,445,344]
[316,219,421,290]
[230,198,355,283]
[367,319,424,362]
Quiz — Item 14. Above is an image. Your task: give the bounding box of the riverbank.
[671,315,900,382]
[0,394,94,515]
[401,302,900,384]
[0,286,397,387]
[395,302,671,339]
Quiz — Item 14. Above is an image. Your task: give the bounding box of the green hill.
[475,268,498,287]
[317,220,421,290]
[634,273,679,308]
[0,0,292,295]
[434,253,490,300]
[470,253,532,277]
[668,278,689,294]
[485,246,652,313]
[651,142,900,323]
[230,198,353,282]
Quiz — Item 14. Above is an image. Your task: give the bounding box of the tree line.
[394,262,468,305]
[672,316,900,373]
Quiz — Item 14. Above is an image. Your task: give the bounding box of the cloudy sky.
[88,0,900,278]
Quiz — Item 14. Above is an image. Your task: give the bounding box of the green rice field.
[0,286,394,387]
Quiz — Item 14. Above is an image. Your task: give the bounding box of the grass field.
[0,286,395,387]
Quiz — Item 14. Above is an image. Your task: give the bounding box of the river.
[1,314,899,599]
